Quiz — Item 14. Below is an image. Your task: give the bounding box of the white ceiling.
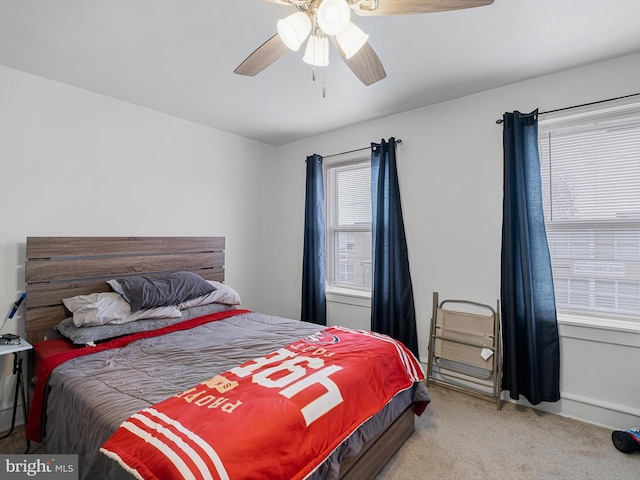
[1,0,639,146]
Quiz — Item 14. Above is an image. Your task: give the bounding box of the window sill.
[326,287,371,307]
[557,313,640,347]
[557,313,640,334]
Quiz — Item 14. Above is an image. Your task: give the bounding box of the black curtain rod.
[323,139,402,159]
[495,92,640,124]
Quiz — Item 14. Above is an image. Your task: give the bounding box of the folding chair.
[426,292,502,409]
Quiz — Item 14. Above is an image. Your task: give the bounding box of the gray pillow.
[108,271,216,312]
[56,302,236,345]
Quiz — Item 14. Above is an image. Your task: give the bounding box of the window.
[325,155,372,292]
[539,102,640,322]
[338,263,355,283]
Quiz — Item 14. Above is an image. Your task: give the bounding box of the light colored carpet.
[0,427,46,454]
[378,383,638,480]
[1,384,637,479]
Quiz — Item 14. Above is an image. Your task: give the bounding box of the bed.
[24,236,430,480]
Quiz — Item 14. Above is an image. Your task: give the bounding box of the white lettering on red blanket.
[229,346,343,425]
[100,326,424,480]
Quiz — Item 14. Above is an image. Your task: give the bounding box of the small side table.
[0,337,32,452]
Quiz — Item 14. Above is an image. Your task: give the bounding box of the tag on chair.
[481,348,494,361]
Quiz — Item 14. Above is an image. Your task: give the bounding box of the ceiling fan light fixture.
[336,22,369,59]
[303,35,329,67]
[277,11,311,51]
[317,0,351,36]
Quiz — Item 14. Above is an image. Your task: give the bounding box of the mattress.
[37,306,429,479]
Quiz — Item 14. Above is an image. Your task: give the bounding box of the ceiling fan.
[234,0,495,87]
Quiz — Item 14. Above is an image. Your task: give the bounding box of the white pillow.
[178,281,241,309]
[63,292,182,327]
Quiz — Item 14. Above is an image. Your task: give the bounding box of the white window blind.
[539,102,640,321]
[324,156,372,291]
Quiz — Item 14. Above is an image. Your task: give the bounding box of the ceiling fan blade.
[354,0,494,16]
[331,38,386,86]
[234,34,289,77]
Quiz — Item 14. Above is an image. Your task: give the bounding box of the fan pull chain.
[310,67,326,97]
[322,68,326,98]
[322,38,327,98]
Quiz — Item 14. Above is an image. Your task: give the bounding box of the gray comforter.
[43,306,430,480]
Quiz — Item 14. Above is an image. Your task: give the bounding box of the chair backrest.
[434,307,496,370]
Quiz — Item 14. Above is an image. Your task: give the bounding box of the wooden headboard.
[25,236,225,345]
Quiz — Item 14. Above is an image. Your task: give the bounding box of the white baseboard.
[509,391,640,431]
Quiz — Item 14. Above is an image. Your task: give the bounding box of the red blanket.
[100,326,425,480]
[26,309,251,442]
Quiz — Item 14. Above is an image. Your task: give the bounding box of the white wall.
[0,65,277,428]
[269,52,640,430]
[1,52,639,433]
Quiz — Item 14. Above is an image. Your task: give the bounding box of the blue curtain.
[371,138,419,356]
[301,154,326,325]
[501,111,560,405]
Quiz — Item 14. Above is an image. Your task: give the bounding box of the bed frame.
[24,236,415,480]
